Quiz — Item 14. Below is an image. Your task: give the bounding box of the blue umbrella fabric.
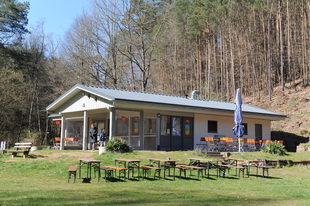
[233,89,244,152]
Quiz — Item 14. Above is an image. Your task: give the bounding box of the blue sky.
[22,0,91,38]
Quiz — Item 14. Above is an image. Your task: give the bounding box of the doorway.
[255,124,262,141]
[159,116,193,151]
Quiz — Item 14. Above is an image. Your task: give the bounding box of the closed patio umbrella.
[233,89,244,152]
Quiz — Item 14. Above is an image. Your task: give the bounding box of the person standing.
[89,123,98,151]
[99,129,106,147]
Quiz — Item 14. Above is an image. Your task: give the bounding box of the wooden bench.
[176,165,191,178]
[177,165,205,179]
[9,142,32,158]
[68,166,77,183]
[223,164,246,178]
[92,166,113,182]
[140,165,162,179]
[105,166,127,179]
[258,165,273,177]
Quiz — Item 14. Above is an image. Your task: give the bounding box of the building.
[46,84,286,150]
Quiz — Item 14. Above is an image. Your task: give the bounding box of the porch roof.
[46,84,286,120]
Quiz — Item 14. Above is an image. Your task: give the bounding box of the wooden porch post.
[109,107,115,140]
[60,116,65,150]
[83,111,88,150]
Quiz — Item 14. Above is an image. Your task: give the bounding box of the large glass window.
[172,117,181,136]
[116,116,129,136]
[160,116,171,135]
[144,118,156,135]
[144,118,157,150]
[66,121,83,146]
[115,110,140,148]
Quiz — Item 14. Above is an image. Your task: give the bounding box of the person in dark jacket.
[99,129,106,147]
[89,123,98,150]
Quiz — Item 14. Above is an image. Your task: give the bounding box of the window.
[144,118,156,134]
[208,121,218,133]
[242,123,248,135]
[116,116,129,136]
[172,117,181,136]
[160,116,171,135]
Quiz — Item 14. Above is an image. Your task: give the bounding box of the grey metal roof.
[47,84,286,118]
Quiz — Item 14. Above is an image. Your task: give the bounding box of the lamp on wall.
[157,113,161,118]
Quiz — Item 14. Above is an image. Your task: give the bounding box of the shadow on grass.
[0,189,286,206]
[99,177,126,182]
[138,175,162,181]
[248,174,282,179]
[29,154,48,158]
[177,176,202,181]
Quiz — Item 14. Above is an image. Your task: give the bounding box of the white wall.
[193,114,271,148]
[55,92,112,114]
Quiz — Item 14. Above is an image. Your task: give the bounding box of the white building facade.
[46,84,286,150]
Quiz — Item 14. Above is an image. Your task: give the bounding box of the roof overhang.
[113,99,287,121]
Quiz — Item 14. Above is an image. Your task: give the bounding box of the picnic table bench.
[9,142,32,158]
[140,165,162,179]
[92,165,113,182]
[105,166,127,179]
[176,165,205,179]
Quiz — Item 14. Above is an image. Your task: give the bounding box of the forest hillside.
[245,81,310,151]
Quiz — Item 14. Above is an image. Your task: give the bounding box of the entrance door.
[183,117,193,150]
[255,124,262,141]
[159,116,194,151]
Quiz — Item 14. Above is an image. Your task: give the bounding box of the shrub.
[105,138,133,153]
[262,141,287,156]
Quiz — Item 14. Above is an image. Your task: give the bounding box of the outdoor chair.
[217,138,229,152]
[225,138,237,152]
[206,137,218,152]
[277,140,284,145]
[256,140,263,151]
[260,140,271,150]
[241,138,249,152]
[197,137,208,151]
[53,137,60,150]
[247,139,256,152]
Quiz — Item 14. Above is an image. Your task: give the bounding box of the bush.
[262,141,287,156]
[105,138,133,153]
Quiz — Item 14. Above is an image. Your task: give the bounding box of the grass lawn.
[0,150,309,206]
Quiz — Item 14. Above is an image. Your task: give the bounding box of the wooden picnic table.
[244,159,268,177]
[188,158,218,178]
[148,158,176,179]
[78,159,102,179]
[113,158,141,179]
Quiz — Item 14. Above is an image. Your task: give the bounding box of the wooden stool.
[68,166,77,183]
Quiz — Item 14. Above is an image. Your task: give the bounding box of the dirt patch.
[46,151,95,159]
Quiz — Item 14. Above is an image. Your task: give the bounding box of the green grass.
[0,150,310,205]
